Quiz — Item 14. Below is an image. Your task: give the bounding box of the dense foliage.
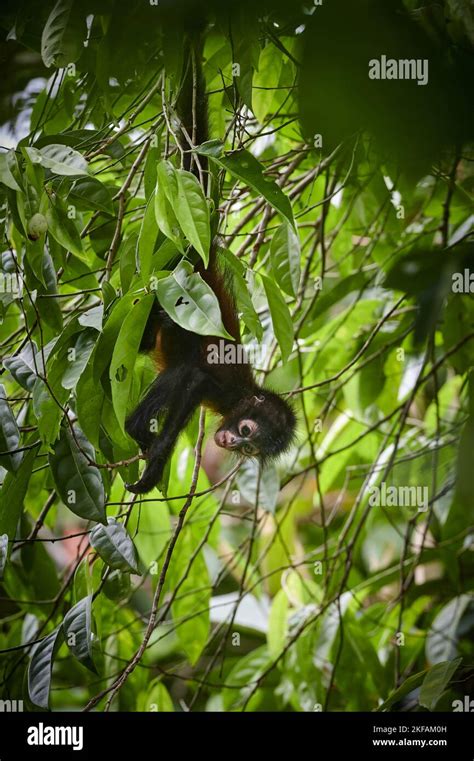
[0,0,473,712]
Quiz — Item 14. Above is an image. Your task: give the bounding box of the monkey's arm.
[125,368,211,494]
[125,369,178,452]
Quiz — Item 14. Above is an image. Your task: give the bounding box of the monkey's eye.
[238,419,257,438]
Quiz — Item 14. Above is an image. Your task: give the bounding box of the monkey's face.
[214,391,296,459]
[214,418,261,456]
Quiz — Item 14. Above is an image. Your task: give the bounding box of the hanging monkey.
[124,26,296,494]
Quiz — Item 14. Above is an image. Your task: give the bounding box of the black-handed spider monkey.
[124,25,296,495]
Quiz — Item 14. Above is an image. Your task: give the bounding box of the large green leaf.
[169,527,210,665]
[26,145,88,176]
[260,273,294,362]
[46,195,85,259]
[28,627,64,710]
[222,646,271,710]
[109,293,154,430]
[90,518,139,574]
[3,342,51,391]
[138,192,160,283]
[0,383,22,472]
[270,222,301,297]
[0,445,37,545]
[175,169,210,265]
[419,658,462,710]
[68,176,114,214]
[154,163,184,253]
[378,669,427,711]
[155,260,234,339]
[0,150,21,191]
[426,595,472,664]
[92,292,136,383]
[220,249,263,340]
[197,142,294,225]
[41,0,86,68]
[49,426,106,524]
[63,595,98,673]
[76,359,105,449]
[237,459,280,513]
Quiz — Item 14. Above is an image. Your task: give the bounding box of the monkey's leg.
[125,370,210,494]
[125,372,174,452]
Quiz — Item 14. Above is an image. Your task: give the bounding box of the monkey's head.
[214,390,296,460]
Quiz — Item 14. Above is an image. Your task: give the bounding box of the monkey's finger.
[124,480,150,494]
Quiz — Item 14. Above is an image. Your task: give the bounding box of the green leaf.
[175,169,210,265]
[0,534,8,580]
[197,143,293,226]
[126,501,171,568]
[120,234,138,293]
[28,627,64,710]
[0,150,21,191]
[252,43,283,124]
[68,176,114,214]
[154,186,183,254]
[260,273,294,362]
[156,159,179,204]
[49,426,106,524]
[26,145,88,176]
[220,249,263,340]
[103,569,131,601]
[73,557,93,604]
[0,445,37,545]
[3,342,47,391]
[169,528,210,665]
[90,518,139,574]
[237,459,280,513]
[92,292,136,382]
[41,0,86,68]
[419,658,462,710]
[46,196,85,259]
[63,595,98,673]
[61,329,97,390]
[378,669,427,711]
[139,680,174,712]
[0,384,22,472]
[76,359,105,449]
[306,271,370,327]
[222,646,271,710]
[110,293,154,430]
[268,589,289,657]
[155,260,234,339]
[426,595,471,664]
[270,222,301,297]
[32,378,66,447]
[138,192,160,283]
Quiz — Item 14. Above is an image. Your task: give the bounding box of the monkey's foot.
[124,479,151,495]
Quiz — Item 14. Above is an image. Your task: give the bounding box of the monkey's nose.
[215,430,237,449]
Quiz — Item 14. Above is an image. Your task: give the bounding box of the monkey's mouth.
[214,430,259,456]
[214,430,241,450]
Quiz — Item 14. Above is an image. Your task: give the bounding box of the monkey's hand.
[124,442,167,495]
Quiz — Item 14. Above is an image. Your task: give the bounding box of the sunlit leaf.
[90,518,140,574]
